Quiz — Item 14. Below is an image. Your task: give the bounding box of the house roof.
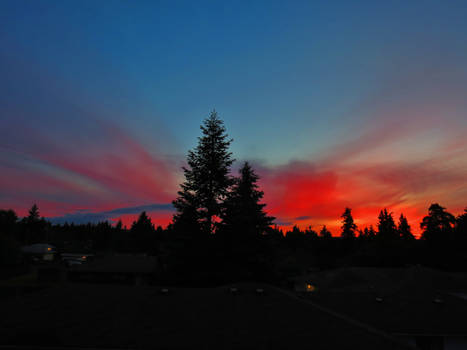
[72,254,157,274]
[294,266,467,294]
[307,289,467,335]
[21,243,56,254]
[293,267,467,336]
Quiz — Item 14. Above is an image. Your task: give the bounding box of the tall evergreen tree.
[397,214,414,240]
[377,209,398,240]
[340,207,357,239]
[172,111,234,235]
[221,162,275,236]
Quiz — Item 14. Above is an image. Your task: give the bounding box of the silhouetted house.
[61,253,94,267]
[21,243,56,262]
[67,254,157,285]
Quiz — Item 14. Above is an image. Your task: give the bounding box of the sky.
[1,0,467,235]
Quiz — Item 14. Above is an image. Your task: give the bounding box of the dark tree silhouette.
[377,209,398,240]
[0,209,18,234]
[397,214,414,240]
[455,208,467,240]
[0,209,21,266]
[131,211,154,234]
[220,162,274,236]
[171,191,200,236]
[340,208,357,239]
[172,111,234,235]
[319,225,332,238]
[421,203,455,243]
[130,211,157,253]
[360,225,376,239]
[304,225,318,238]
[285,225,304,250]
[115,219,123,231]
[3,200,467,275]
[27,204,40,223]
[287,225,301,236]
[22,204,47,244]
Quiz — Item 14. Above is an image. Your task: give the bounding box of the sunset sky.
[1,1,467,235]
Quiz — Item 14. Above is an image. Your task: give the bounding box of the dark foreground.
[0,282,409,350]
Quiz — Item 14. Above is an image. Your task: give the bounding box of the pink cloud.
[0,119,179,220]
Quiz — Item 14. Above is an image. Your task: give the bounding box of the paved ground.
[0,283,411,350]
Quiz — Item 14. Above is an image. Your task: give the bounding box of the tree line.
[1,111,467,283]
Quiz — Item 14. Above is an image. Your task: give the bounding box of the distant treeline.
[1,202,467,277]
[1,111,466,283]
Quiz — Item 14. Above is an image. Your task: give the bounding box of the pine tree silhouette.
[377,209,398,240]
[172,111,234,235]
[220,162,274,236]
[27,204,40,223]
[340,208,357,239]
[397,214,414,240]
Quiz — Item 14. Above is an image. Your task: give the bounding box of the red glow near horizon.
[5,154,466,236]
[256,156,466,236]
[1,114,466,236]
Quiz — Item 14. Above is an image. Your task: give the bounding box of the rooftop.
[71,254,157,274]
[308,290,467,336]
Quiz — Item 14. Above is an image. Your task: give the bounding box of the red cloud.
[252,119,467,236]
[259,162,339,220]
